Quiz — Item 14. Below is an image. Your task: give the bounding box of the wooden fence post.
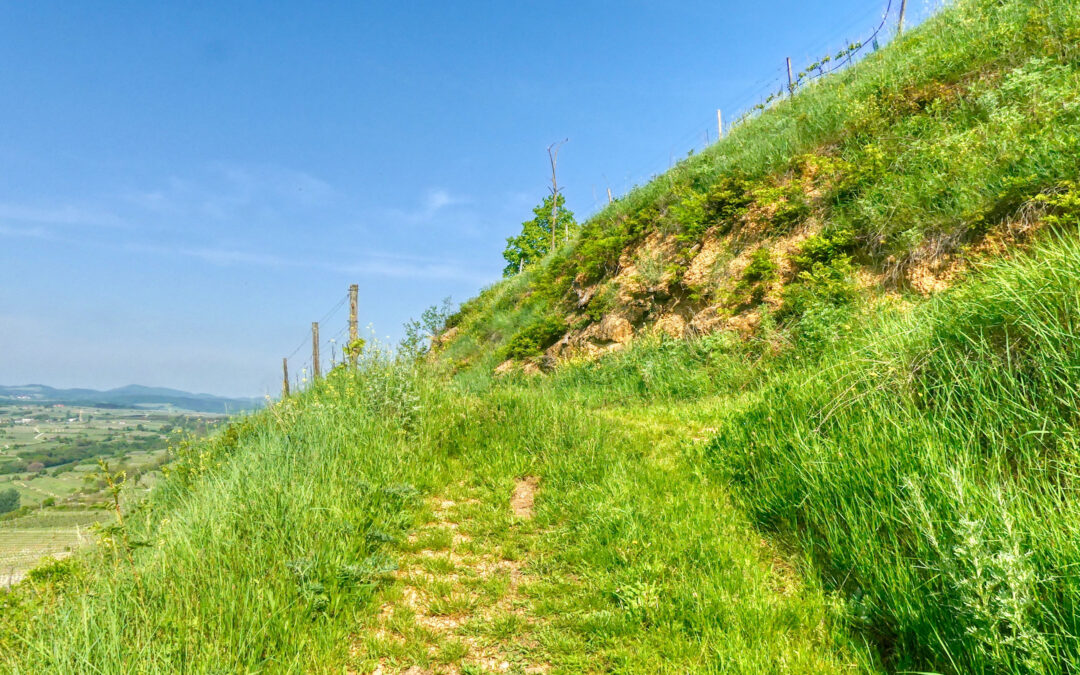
[717,109,723,139]
[348,283,359,369]
[282,358,289,398]
[312,322,321,379]
[898,0,908,35]
[607,188,613,204]
[786,57,794,94]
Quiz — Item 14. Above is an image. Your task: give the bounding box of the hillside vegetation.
[445,0,1080,376]
[4,0,1080,672]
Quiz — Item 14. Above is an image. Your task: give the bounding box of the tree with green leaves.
[0,487,19,514]
[400,297,455,358]
[502,194,576,276]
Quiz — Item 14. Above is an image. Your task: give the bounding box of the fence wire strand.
[596,0,915,208]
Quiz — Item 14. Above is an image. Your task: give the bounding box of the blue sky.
[0,1,935,397]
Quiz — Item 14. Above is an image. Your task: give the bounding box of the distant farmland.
[0,403,227,584]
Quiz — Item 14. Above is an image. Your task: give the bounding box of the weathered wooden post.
[282,358,289,398]
[348,283,359,369]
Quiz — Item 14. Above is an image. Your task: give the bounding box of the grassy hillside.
[443,0,1080,378]
[4,0,1080,672]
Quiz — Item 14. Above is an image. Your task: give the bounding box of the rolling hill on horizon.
[0,383,262,414]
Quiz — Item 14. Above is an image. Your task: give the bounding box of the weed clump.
[781,229,858,336]
[500,316,566,360]
[742,249,778,283]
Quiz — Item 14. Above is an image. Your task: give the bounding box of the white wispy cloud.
[330,249,491,283]
[120,164,337,224]
[382,188,470,225]
[0,203,126,228]
[4,168,495,284]
[126,242,299,269]
[128,241,491,283]
[0,223,62,241]
[177,246,298,268]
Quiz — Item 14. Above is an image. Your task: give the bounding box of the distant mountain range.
[0,384,263,414]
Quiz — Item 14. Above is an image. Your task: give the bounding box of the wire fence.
[279,290,353,396]
[585,0,941,213]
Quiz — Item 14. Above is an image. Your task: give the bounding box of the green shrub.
[781,227,858,326]
[500,316,566,360]
[634,251,666,289]
[703,174,756,225]
[584,282,618,322]
[573,206,656,285]
[742,249,778,283]
[792,228,855,269]
[753,183,811,232]
[668,184,708,241]
[780,256,857,325]
[1037,180,1080,229]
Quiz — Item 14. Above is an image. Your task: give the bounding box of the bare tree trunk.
[548,139,568,251]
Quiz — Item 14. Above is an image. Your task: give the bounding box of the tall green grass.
[0,346,875,673]
[0,353,446,671]
[706,233,1080,673]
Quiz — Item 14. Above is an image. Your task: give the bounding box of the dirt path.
[13,480,60,498]
[348,399,876,674]
[509,477,538,520]
[352,480,551,674]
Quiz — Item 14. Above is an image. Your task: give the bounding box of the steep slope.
[439,0,1080,377]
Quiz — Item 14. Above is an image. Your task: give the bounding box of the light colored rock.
[561,313,636,359]
[431,326,459,349]
[655,313,687,339]
[545,332,571,360]
[689,305,727,335]
[726,311,761,336]
[494,359,516,376]
[683,235,727,290]
[572,282,596,309]
[597,314,634,344]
